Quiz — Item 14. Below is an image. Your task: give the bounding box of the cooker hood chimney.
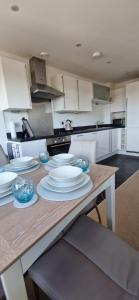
[29,57,64,101]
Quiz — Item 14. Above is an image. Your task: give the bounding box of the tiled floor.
[100,154,139,188]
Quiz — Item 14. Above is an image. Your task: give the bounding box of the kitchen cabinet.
[126,81,139,127]
[71,130,110,161]
[97,130,110,159]
[0,56,32,110]
[78,80,92,111]
[92,83,111,104]
[110,87,126,112]
[111,128,119,152]
[126,81,139,152]
[52,74,78,112]
[52,74,92,112]
[126,128,139,152]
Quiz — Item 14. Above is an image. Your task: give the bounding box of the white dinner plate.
[46,173,84,187]
[48,158,77,167]
[37,180,93,201]
[53,153,74,162]
[40,174,90,193]
[10,156,33,167]
[5,160,39,172]
[0,172,17,192]
[0,185,12,194]
[49,166,82,182]
[0,188,12,199]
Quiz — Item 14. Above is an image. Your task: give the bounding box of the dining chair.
[69,139,96,163]
[0,281,4,300]
[29,215,139,300]
[69,140,102,223]
[0,145,8,166]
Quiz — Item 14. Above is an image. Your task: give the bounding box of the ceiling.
[1,0,139,83]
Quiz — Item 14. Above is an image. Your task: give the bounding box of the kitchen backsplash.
[52,105,111,128]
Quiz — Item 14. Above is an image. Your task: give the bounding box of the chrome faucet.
[96,121,104,129]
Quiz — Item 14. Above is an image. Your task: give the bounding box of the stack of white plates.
[5,156,40,173]
[0,172,17,199]
[47,153,78,168]
[40,165,92,194]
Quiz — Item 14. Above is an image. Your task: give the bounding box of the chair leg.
[94,203,102,224]
[33,282,40,300]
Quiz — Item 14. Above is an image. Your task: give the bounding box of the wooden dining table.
[0,163,118,300]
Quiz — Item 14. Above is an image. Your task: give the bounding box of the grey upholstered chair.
[0,281,4,300]
[29,215,139,300]
[0,145,8,166]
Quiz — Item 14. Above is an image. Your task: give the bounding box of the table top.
[0,164,118,273]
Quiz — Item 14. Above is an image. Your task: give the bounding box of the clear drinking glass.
[0,166,4,173]
[12,176,35,203]
[39,151,49,163]
[78,157,89,172]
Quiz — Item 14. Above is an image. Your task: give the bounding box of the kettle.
[65,119,73,131]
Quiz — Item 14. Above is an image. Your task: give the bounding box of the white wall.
[4,111,28,132]
[0,110,8,152]
[46,65,111,128]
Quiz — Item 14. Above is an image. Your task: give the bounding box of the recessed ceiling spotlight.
[10,4,20,12]
[40,51,49,57]
[92,51,103,59]
[106,60,112,64]
[75,43,82,48]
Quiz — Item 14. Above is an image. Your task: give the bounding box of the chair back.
[69,140,96,163]
[0,145,8,165]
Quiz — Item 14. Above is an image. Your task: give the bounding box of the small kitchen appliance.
[64,120,73,131]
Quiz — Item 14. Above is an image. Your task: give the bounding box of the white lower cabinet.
[97,130,110,159]
[111,128,119,152]
[71,130,111,161]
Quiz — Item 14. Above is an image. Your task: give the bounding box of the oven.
[47,136,71,156]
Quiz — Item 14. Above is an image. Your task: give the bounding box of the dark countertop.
[7,124,125,143]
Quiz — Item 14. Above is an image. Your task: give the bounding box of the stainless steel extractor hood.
[29,57,64,101]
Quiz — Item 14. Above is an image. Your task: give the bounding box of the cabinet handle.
[77,134,84,137]
[91,132,97,134]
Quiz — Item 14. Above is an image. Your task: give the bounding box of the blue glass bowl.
[12,177,35,203]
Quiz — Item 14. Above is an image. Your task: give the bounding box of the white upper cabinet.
[52,74,78,112]
[0,56,32,110]
[52,74,92,112]
[126,81,139,127]
[110,87,126,112]
[63,75,78,111]
[78,80,92,111]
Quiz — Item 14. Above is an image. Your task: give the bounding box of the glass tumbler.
[12,176,35,203]
[78,157,89,172]
[39,151,49,163]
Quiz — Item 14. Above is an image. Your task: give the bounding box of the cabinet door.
[78,80,92,111]
[126,81,139,127]
[1,57,32,110]
[97,130,110,158]
[52,74,65,111]
[112,129,119,152]
[126,128,139,152]
[111,87,126,112]
[63,75,78,111]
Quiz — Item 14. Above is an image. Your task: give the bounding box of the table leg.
[1,260,28,300]
[105,174,115,231]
